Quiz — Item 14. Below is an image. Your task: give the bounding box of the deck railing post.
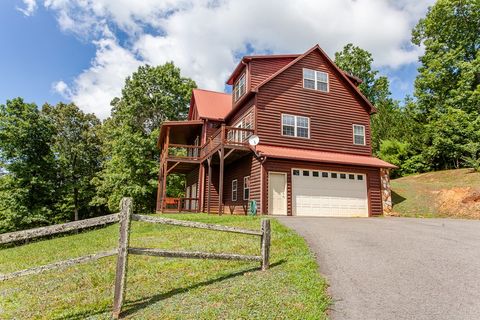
[260,219,271,271]
[112,197,133,319]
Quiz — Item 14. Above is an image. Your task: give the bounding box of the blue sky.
[0,0,95,106]
[1,0,431,118]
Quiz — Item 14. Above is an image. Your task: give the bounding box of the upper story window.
[228,110,254,143]
[234,73,246,101]
[353,124,366,145]
[282,114,310,138]
[303,68,329,92]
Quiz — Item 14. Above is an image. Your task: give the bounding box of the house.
[156,44,396,217]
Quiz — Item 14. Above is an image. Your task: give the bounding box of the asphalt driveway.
[277,216,480,320]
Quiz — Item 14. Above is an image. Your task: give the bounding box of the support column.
[207,157,212,213]
[160,127,170,213]
[218,125,226,215]
[380,168,393,215]
[218,146,224,215]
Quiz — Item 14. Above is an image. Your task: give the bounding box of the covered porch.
[156,120,255,214]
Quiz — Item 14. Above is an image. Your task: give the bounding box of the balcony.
[163,125,255,164]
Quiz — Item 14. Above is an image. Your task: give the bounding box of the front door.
[268,172,287,215]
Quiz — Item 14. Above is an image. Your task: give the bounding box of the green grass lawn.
[391,168,480,218]
[0,214,329,319]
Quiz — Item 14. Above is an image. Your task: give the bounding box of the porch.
[157,121,255,214]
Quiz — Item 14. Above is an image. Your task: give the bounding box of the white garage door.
[292,169,368,217]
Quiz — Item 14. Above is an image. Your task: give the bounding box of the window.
[322,172,328,178]
[353,124,366,145]
[234,73,246,101]
[282,114,310,138]
[229,110,254,143]
[340,173,346,179]
[313,171,319,177]
[243,176,250,200]
[303,170,310,176]
[303,68,329,92]
[357,175,364,181]
[349,174,355,180]
[293,170,300,176]
[232,179,237,201]
[331,172,338,178]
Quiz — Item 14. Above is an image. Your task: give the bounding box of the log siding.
[256,50,372,155]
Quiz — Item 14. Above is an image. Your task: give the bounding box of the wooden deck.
[157,125,255,214]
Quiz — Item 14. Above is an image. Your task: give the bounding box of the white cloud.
[17,0,38,16]
[54,33,142,119]
[52,80,70,96]
[41,0,435,118]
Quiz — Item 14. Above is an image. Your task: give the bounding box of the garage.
[292,169,368,217]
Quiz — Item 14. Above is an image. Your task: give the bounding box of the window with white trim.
[232,179,238,201]
[243,176,250,200]
[303,68,329,92]
[234,73,246,101]
[282,114,309,138]
[228,110,254,143]
[353,124,366,145]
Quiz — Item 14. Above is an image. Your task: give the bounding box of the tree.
[423,107,480,170]
[334,44,403,152]
[412,0,480,116]
[94,63,196,212]
[0,98,56,232]
[43,103,104,221]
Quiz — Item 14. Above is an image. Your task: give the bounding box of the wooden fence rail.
[132,214,263,236]
[0,250,118,281]
[0,213,120,245]
[0,197,271,320]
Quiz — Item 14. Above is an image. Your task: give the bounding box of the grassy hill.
[0,214,329,319]
[391,168,480,219]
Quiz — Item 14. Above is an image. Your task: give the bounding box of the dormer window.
[234,73,246,101]
[303,68,329,92]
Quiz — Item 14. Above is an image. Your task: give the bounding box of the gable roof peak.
[253,44,376,114]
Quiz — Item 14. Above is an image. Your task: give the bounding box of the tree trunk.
[74,187,79,221]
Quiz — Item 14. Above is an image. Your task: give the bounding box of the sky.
[0,0,435,119]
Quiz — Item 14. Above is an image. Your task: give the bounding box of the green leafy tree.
[412,0,480,116]
[94,63,196,212]
[43,103,104,221]
[424,107,480,170]
[462,142,480,172]
[0,98,56,232]
[334,44,405,152]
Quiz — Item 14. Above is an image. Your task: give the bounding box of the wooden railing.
[0,197,271,319]
[168,125,255,162]
[168,144,201,160]
[163,197,200,212]
[224,126,254,145]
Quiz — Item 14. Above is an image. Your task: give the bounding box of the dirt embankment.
[434,187,480,218]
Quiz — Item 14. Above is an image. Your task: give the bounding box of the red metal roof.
[256,144,397,168]
[190,88,232,120]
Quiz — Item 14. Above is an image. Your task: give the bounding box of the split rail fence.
[0,197,271,319]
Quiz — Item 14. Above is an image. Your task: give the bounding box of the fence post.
[112,197,133,319]
[260,219,271,271]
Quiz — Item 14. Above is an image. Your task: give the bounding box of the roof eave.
[259,152,397,169]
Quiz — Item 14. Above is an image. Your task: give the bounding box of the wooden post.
[112,197,133,319]
[218,146,225,215]
[260,219,271,271]
[160,127,170,213]
[207,157,212,213]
